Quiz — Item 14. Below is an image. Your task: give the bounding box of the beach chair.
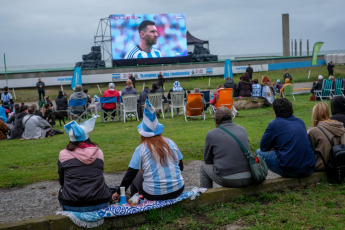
[168,91,185,117]
[68,98,88,123]
[121,95,139,123]
[100,96,118,122]
[315,79,332,101]
[147,92,165,119]
[332,78,344,97]
[281,85,295,101]
[215,88,233,110]
[184,93,206,122]
[201,90,212,114]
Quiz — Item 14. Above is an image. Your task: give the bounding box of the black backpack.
[317,127,345,183]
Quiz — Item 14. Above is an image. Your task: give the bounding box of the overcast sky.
[1,0,344,68]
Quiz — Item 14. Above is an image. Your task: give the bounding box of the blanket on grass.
[57,187,206,228]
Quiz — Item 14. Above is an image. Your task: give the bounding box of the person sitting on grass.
[251,79,261,97]
[256,98,316,178]
[200,106,255,188]
[55,90,68,111]
[0,116,9,140]
[331,96,345,127]
[236,73,252,97]
[279,78,291,98]
[10,105,28,139]
[42,103,55,126]
[112,99,184,201]
[22,105,52,140]
[308,102,345,171]
[58,116,112,212]
[275,79,283,94]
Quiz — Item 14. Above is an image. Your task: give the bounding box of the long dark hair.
[66,138,97,151]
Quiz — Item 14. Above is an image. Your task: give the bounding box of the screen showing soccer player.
[110,14,187,60]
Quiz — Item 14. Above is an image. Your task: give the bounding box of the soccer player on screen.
[124,20,162,59]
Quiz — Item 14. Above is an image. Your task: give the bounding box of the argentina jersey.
[124,45,162,59]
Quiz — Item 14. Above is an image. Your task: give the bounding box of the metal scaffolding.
[94,17,112,65]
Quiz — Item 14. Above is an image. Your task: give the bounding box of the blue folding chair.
[100,96,118,122]
[68,98,88,123]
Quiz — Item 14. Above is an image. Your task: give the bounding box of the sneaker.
[111,118,115,122]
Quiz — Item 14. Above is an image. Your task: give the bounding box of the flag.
[224,59,233,79]
[71,67,82,90]
[311,42,324,66]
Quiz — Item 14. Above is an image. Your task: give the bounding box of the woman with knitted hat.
[113,99,184,201]
[58,116,112,211]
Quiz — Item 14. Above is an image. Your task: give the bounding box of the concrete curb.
[0,172,326,230]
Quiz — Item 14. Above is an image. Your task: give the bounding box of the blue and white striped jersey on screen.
[124,45,162,59]
[128,137,184,196]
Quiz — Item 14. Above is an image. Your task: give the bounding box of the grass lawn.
[136,180,345,229]
[1,93,322,188]
[10,65,345,103]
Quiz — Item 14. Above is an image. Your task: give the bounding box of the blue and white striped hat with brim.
[64,115,98,142]
[137,99,164,137]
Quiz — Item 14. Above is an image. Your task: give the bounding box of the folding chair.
[281,85,295,101]
[314,79,332,101]
[100,96,118,122]
[68,98,88,123]
[215,88,233,110]
[147,92,165,119]
[184,93,206,122]
[121,95,139,123]
[168,91,185,117]
[201,90,212,115]
[332,78,344,97]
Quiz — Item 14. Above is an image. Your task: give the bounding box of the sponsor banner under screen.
[0,64,268,88]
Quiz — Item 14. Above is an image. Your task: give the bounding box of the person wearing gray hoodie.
[69,85,87,114]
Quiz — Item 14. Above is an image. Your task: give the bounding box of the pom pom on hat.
[137,99,164,137]
[64,116,98,142]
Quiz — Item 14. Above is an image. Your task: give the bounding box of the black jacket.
[55,96,68,110]
[10,112,27,139]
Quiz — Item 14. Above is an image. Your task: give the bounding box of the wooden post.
[97,84,102,95]
[12,88,16,100]
[142,83,145,91]
[208,78,211,87]
[307,70,311,79]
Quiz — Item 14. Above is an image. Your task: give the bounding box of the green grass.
[1,92,323,188]
[131,181,345,229]
[11,65,345,103]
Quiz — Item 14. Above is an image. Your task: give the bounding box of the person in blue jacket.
[256,98,316,178]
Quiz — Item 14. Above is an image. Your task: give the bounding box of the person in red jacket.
[102,83,120,121]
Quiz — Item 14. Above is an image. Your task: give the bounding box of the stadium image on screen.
[110,13,187,60]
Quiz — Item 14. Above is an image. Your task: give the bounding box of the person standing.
[283,69,292,83]
[200,106,254,188]
[246,64,253,80]
[36,78,45,102]
[256,98,316,178]
[327,61,334,76]
[158,72,165,89]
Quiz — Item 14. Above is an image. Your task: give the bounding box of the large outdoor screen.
[110,13,187,61]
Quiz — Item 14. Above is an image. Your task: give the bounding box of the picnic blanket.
[57,187,206,228]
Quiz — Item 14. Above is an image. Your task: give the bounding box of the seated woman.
[113,99,184,201]
[58,116,112,211]
[22,105,52,139]
[10,105,28,139]
[261,76,275,103]
[210,84,224,106]
[279,78,291,98]
[236,73,252,97]
[308,102,345,171]
[55,91,68,111]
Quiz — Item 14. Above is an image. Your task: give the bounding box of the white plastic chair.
[168,91,185,117]
[121,95,139,123]
[147,92,165,119]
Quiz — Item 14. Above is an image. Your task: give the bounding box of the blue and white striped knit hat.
[64,115,97,142]
[137,99,164,137]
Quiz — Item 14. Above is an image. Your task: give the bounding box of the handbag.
[218,126,268,184]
